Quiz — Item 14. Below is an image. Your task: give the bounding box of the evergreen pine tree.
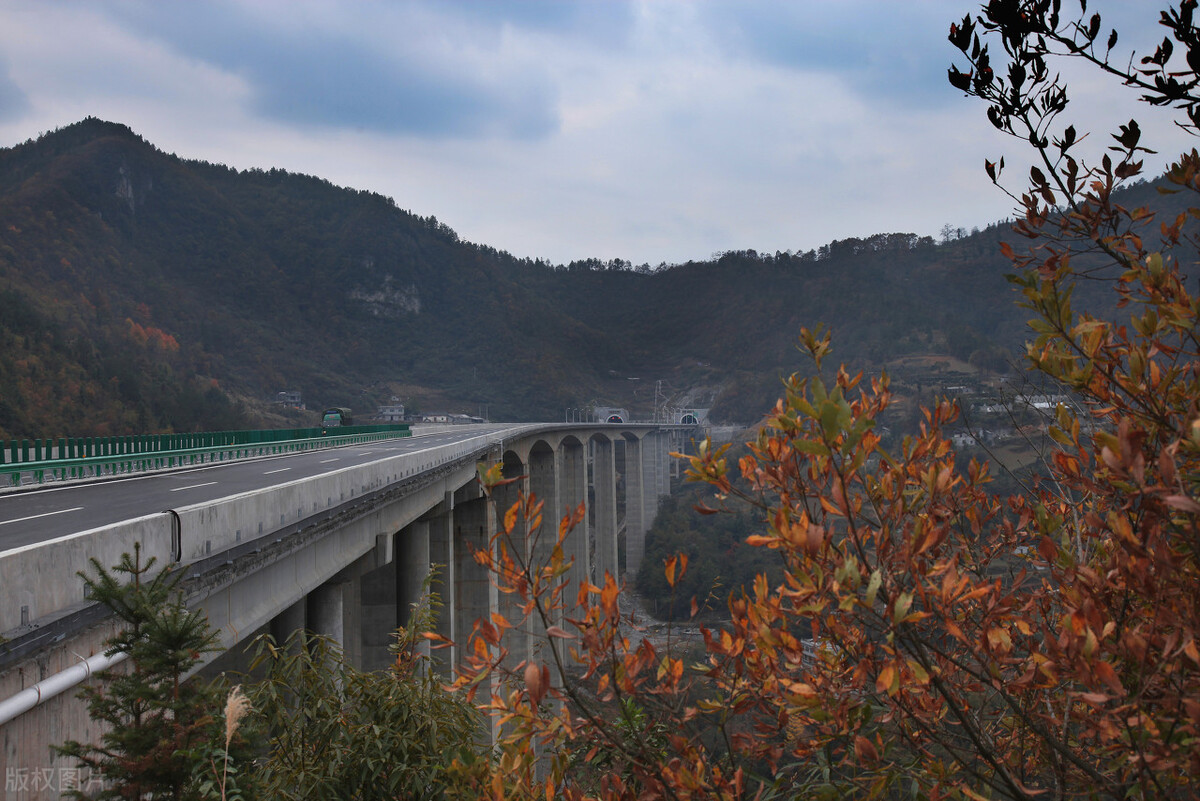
[56,543,224,800]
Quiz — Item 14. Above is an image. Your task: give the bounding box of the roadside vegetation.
[58,553,482,800]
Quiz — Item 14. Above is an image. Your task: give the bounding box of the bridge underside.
[205,428,680,675]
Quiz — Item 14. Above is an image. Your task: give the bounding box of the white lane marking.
[319,458,340,464]
[0,506,84,527]
[263,467,291,475]
[170,482,217,492]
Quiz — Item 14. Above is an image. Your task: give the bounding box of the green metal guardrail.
[0,424,411,488]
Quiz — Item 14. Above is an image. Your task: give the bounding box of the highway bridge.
[0,421,692,789]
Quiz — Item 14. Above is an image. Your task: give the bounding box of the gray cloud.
[0,59,30,123]
[4,1,1177,269]
[95,1,561,139]
[698,1,969,110]
[439,0,634,43]
[243,34,558,139]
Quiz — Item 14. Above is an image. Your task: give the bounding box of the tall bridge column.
[492,453,530,666]
[623,436,647,578]
[453,481,510,747]
[560,439,589,609]
[529,444,559,565]
[642,431,671,508]
[426,498,455,674]
[528,444,558,644]
[308,573,360,667]
[657,432,672,503]
[353,519,431,671]
[270,599,306,650]
[591,437,618,583]
[453,485,495,666]
[396,522,431,629]
[642,432,662,523]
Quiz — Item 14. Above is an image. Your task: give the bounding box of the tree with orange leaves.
[452,3,1200,798]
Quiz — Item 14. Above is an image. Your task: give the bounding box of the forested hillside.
[0,117,1134,438]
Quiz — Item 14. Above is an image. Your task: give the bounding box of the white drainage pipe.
[0,650,127,726]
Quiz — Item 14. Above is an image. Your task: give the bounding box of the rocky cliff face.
[349,277,422,318]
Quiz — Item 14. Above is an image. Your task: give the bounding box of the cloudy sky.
[0,1,1186,267]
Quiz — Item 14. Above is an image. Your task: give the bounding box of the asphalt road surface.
[0,426,507,554]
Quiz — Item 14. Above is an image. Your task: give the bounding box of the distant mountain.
[0,118,1142,438]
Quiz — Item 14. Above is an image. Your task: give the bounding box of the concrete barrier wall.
[171,428,519,561]
[0,514,174,633]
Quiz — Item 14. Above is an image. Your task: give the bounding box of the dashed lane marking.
[0,506,84,527]
[169,482,218,492]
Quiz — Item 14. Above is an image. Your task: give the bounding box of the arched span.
[558,433,586,448]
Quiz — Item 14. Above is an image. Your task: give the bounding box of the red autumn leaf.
[1165,494,1200,513]
[525,660,546,706]
[1092,661,1125,695]
[546,625,575,640]
[854,735,879,763]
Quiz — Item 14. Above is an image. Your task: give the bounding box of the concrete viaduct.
[0,422,691,792]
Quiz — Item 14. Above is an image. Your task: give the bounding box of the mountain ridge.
[0,117,1113,438]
